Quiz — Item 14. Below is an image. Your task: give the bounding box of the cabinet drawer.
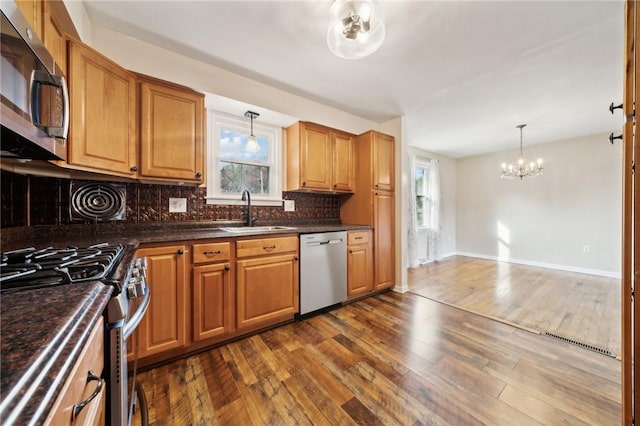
[193,242,231,263]
[45,317,104,425]
[348,231,370,245]
[236,236,298,258]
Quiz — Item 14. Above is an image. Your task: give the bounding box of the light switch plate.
[169,197,187,213]
[284,199,295,212]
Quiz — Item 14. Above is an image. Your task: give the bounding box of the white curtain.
[407,155,420,268]
[427,158,442,262]
[407,156,442,268]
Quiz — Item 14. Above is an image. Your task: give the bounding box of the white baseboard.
[452,251,621,279]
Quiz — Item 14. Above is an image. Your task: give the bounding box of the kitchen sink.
[219,226,297,233]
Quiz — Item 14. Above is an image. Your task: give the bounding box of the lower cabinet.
[135,244,188,358]
[347,230,373,299]
[236,236,299,330]
[192,242,234,341]
[45,317,105,425]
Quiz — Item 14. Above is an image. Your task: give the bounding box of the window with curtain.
[415,159,431,228]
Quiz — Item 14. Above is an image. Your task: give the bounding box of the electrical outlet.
[284,199,295,212]
[169,197,187,213]
[582,245,591,253]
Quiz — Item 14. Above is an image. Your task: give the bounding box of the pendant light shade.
[327,0,385,59]
[244,111,261,153]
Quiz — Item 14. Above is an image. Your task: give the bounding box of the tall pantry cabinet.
[341,131,395,290]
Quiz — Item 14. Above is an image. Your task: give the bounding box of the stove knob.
[135,278,147,297]
[127,282,137,299]
[131,269,140,278]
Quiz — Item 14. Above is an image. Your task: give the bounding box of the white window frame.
[206,110,283,206]
[414,158,431,230]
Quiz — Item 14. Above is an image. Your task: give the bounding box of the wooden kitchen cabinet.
[15,1,42,39]
[42,1,66,76]
[286,121,354,192]
[341,130,396,291]
[192,242,234,341]
[347,230,373,299]
[65,39,138,177]
[135,244,188,358]
[138,76,205,183]
[236,236,299,330]
[45,317,104,425]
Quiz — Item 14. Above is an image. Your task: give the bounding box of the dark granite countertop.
[0,221,371,422]
[0,281,113,425]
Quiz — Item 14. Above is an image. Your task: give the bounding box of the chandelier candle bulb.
[500,123,544,180]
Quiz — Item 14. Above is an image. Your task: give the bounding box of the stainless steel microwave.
[0,0,68,161]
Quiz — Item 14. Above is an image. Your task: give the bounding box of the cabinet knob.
[130,166,138,172]
[609,132,622,144]
[195,172,202,179]
[349,250,353,254]
[302,181,306,186]
[374,184,379,188]
[609,102,622,114]
[224,264,230,271]
[177,249,184,255]
[294,256,299,262]
[333,184,337,188]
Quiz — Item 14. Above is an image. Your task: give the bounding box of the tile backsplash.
[1,171,341,228]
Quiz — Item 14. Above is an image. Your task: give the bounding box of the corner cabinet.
[135,244,188,358]
[66,39,138,177]
[285,121,354,192]
[341,130,395,291]
[138,76,205,184]
[236,236,299,330]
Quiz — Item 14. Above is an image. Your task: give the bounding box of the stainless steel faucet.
[241,189,253,227]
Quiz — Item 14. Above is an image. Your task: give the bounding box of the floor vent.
[543,332,615,357]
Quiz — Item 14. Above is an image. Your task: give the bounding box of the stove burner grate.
[0,243,125,293]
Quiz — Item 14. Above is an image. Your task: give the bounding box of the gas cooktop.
[0,243,125,293]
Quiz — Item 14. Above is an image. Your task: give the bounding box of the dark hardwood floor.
[132,292,620,425]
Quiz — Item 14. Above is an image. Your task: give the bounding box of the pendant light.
[244,111,261,153]
[500,124,543,180]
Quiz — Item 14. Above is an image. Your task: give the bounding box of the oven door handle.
[123,287,150,341]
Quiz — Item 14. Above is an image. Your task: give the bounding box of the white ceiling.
[80,0,624,158]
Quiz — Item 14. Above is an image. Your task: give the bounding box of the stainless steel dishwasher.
[299,231,347,315]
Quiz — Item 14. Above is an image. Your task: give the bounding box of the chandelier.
[500,124,543,180]
[327,0,385,59]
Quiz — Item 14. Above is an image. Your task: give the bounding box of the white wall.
[456,133,622,276]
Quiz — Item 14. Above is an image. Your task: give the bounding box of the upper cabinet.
[61,38,205,183]
[138,76,204,184]
[15,1,42,39]
[66,39,138,177]
[42,1,66,76]
[285,121,354,193]
[370,131,395,191]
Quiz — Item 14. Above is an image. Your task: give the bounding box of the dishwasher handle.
[306,238,344,247]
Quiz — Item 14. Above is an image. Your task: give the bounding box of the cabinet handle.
[263,245,276,251]
[204,250,221,256]
[294,256,299,262]
[72,370,103,421]
[302,181,306,186]
[609,132,622,144]
[609,102,622,114]
[374,184,379,188]
[224,264,230,271]
[355,236,363,240]
[177,249,184,255]
[349,250,353,254]
[130,166,138,172]
[195,172,202,178]
[333,184,337,188]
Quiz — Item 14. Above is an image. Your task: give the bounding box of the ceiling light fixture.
[327,0,385,60]
[500,124,543,180]
[244,110,261,153]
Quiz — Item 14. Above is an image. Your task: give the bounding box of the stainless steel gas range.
[0,242,150,425]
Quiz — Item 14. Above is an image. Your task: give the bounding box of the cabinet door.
[374,191,395,290]
[236,253,299,329]
[373,132,395,191]
[300,123,332,191]
[15,1,42,38]
[193,262,234,341]
[332,131,354,192]
[347,242,373,298]
[43,1,66,76]
[139,81,204,182]
[135,245,187,358]
[67,40,137,176]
